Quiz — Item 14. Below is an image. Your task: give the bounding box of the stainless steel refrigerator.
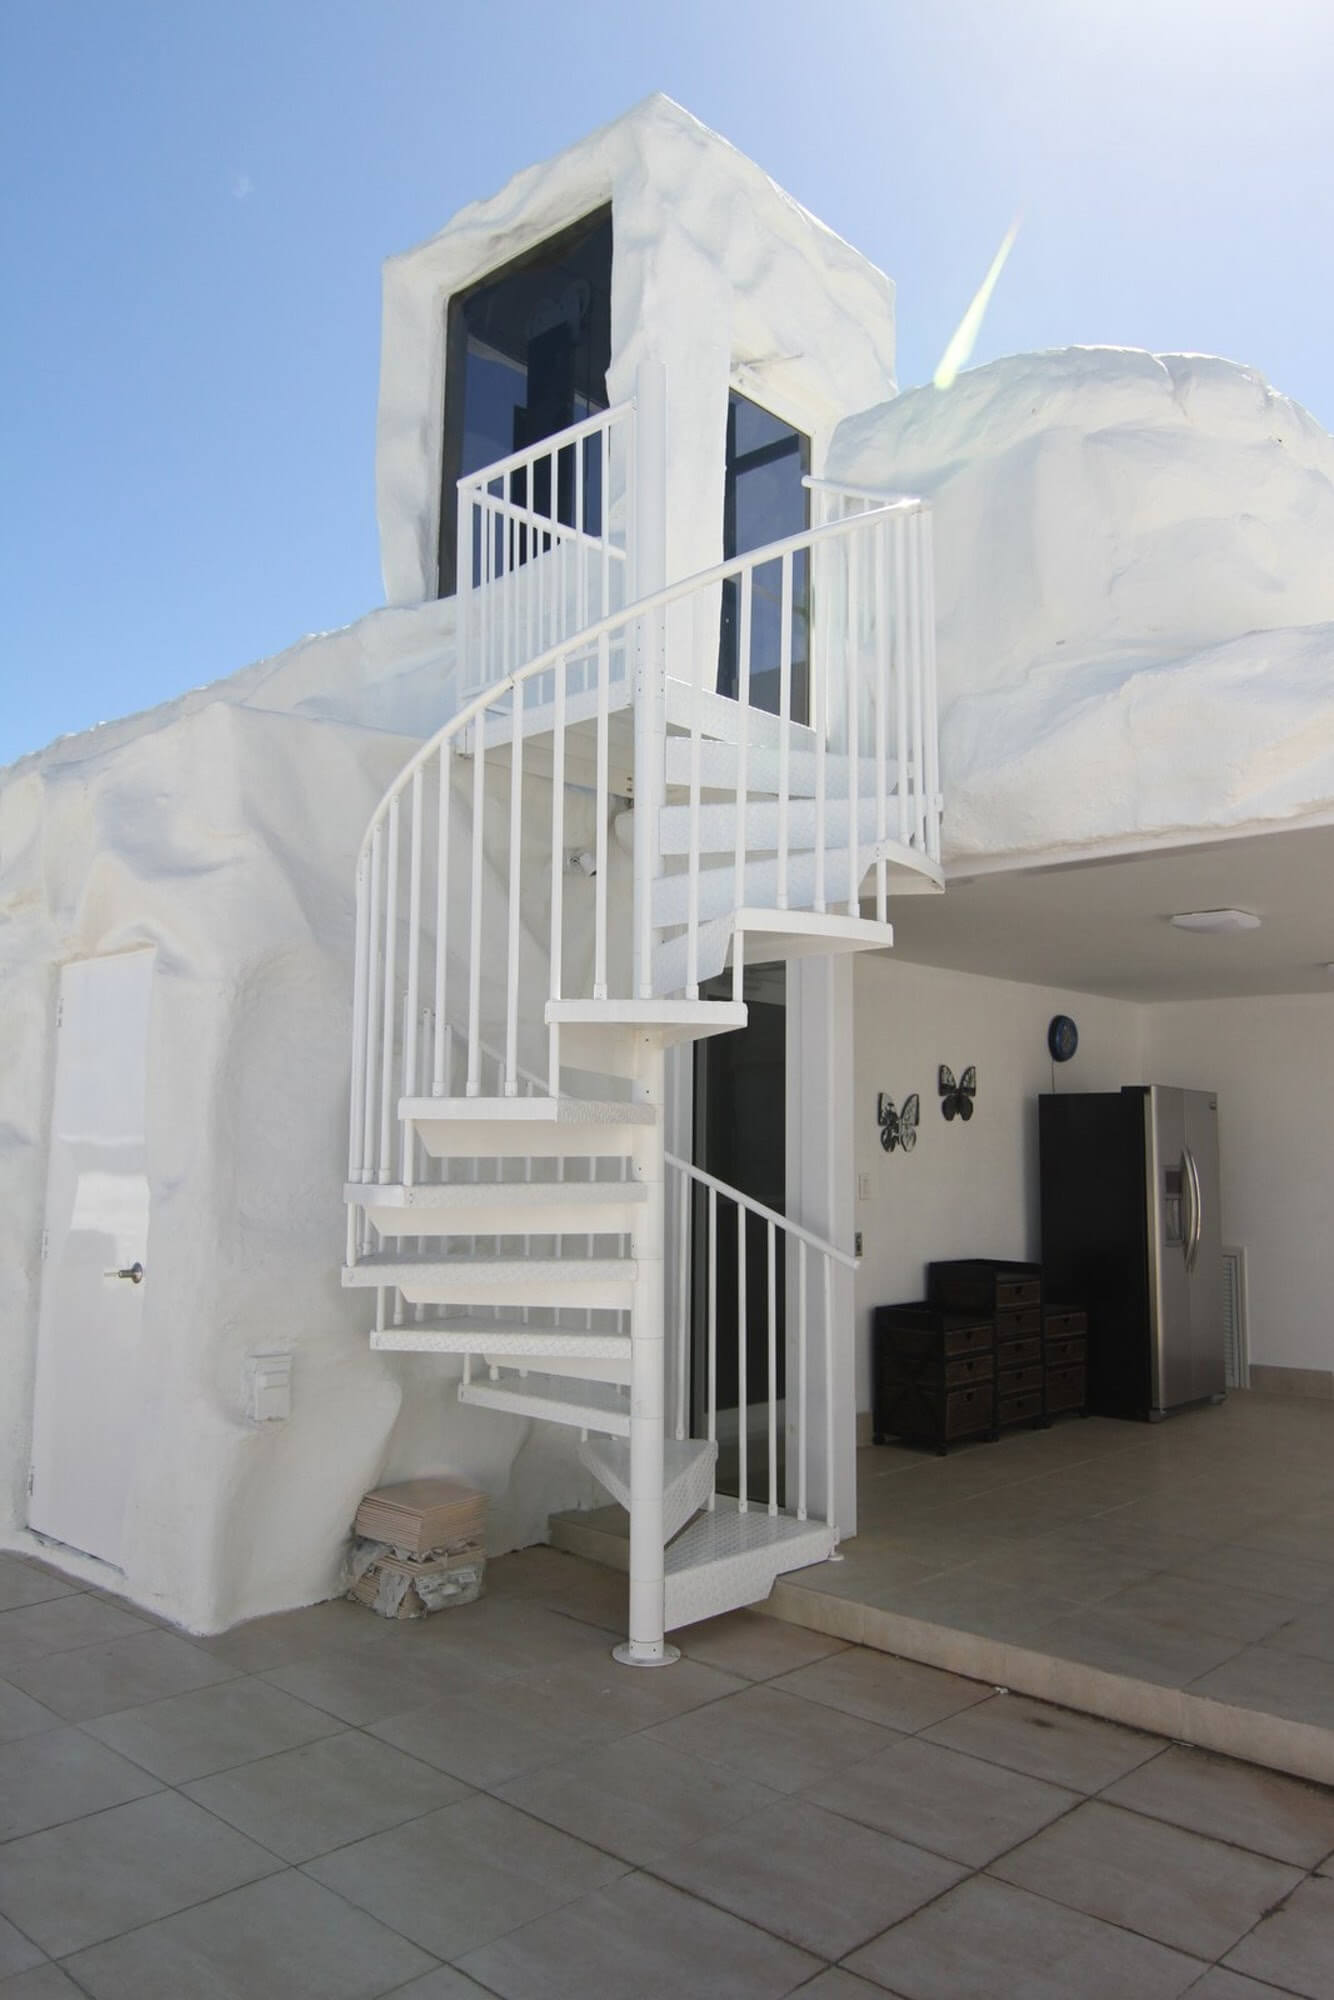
[1039,1086,1225,1420]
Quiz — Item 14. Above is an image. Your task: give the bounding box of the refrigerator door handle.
[1183,1146,1203,1272]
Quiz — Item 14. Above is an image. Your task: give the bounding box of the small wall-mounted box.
[245,1352,292,1423]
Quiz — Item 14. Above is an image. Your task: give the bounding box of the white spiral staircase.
[343,364,943,1663]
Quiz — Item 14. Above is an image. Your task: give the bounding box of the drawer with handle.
[997,1387,1044,1428]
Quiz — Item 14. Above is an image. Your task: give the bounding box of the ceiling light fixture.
[1168,909,1261,935]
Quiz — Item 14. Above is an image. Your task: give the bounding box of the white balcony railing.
[455,401,636,698]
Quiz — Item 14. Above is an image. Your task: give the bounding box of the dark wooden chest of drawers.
[871,1303,996,1455]
[928,1260,1047,1432]
[1043,1303,1088,1418]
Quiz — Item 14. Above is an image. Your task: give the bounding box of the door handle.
[107,1263,144,1284]
[1183,1150,1202,1273]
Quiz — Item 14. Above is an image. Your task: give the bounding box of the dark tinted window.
[438,208,612,596]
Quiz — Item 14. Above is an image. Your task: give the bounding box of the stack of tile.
[346,1476,486,1619]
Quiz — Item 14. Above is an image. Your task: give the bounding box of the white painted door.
[29,951,155,1566]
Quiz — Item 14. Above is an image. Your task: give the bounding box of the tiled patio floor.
[0,1542,1330,1995]
[771,1390,1334,1782]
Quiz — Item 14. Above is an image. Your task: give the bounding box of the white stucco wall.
[376,93,897,608]
[0,612,609,1632]
[852,954,1145,1414]
[1142,995,1334,1379]
[828,348,1334,864]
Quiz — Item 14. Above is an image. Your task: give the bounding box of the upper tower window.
[437,207,612,597]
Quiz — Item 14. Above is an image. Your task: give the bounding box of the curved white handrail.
[347,486,939,1204]
[356,496,925,868]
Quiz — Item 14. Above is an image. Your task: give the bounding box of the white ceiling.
[885,822,1334,1002]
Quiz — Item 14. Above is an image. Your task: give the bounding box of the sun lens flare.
[933,217,1021,390]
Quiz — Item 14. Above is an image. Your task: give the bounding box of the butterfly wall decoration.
[938,1064,977,1121]
[878,1091,920,1153]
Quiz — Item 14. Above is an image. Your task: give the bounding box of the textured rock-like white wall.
[0,621,604,1631]
[377,93,897,607]
[828,349,1334,861]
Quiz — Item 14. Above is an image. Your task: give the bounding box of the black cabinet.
[871,1303,996,1455]
[929,1260,1046,1432]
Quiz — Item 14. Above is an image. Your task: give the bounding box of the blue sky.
[4,0,1332,767]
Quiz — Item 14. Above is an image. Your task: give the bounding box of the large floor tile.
[1035,1605,1244,1687]
[652,1794,965,1958]
[306,1791,627,1961]
[379,1971,506,2000]
[61,1868,436,1999]
[195,1599,396,1673]
[261,1644,482,1728]
[0,1969,89,1999]
[0,1597,150,1674]
[497,1732,778,1865]
[843,1872,1203,1999]
[1185,1969,1316,1999]
[0,1915,44,1982]
[920,1691,1161,1792]
[0,1789,282,1956]
[676,1609,848,1682]
[4,1630,237,1722]
[1264,1598,1334,1666]
[1103,1743,1334,1867]
[0,1562,81,1614]
[1173,1541,1334,1606]
[458,1868,820,1999]
[1188,1644,1334,1728]
[646,1682,900,1793]
[888,1571,1084,1644]
[770,1646,990,1733]
[1224,1876,1334,1998]
[1093,1573,1299,1647]
[806,1735,1077,1867]
[370,1676,616,1788]
[85,1675,343,1781]
[785,1974,894,2000]
[992,1798,1303,1960]
[0,1727,161,1840]
[184,1726,469,1861]
[0,1685,62,1747]
[510,1649,747,1735]
[395,1597,617,1677]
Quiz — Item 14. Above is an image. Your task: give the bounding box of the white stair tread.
[657,792,890,858]
[651,835,932,930]
[578,1436,718,1541]
[345,1179,647,1212]
[663,1498,837,1630]
[371,1326,631,1359]
[458,1372,630,1436]
[345,1257,635,1288]
[399,1095,654,1126]
[652,906,895,996]
[546,998,748,1037]
[348,1179,645,1239]
[663,734,882,801]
